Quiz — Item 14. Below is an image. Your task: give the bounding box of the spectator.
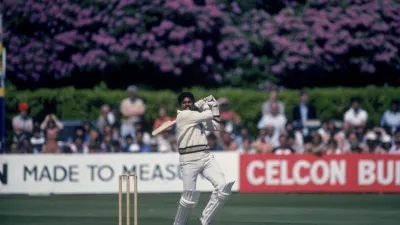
[257,102,287,146]
[306,132,325,155]
[10,143,19,154]
[149,138,159,152]
[390,131,400,154]
[134,121,151,145]
[156,130,175,152]
[88,129,101,152]
[326,139,342,155]
[20,138,32,153]
[100,135,117,153]
[131,131,151,153]
[220,131,238,150]
[12,127,29,152]
[111,125,123,146]
[82,120,92,144]
[292,122,304,153]
[348,132,363,153]
[379,135,392,154]
[97,104,116,135]
[237,135,256,154]
[292,90,317,124]
[272,135,295,155]
[344,97,368,128]
[380,100,400,134]
[235,126,250,149]
[361,131,380,153]
[252,128,273,153]
[124,135,137,152]
[120,85,146,138]
[261,88,285,115]
[40,114,64,153]
[153,105,173,131]
[317,120,331,144]
[69,137,89,153]
[218,97,241,134]
[12,102,33,134]
[30,128,45,153]
[207,133,223,151]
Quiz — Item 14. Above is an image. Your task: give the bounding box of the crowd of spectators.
[9,86,400,155]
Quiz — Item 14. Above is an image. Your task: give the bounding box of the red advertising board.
[240,154,400,193]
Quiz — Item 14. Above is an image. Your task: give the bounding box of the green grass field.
[1,193,400,225]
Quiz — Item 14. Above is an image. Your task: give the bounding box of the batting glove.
[194,99,210,111]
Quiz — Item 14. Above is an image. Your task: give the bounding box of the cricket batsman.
[173,92,235,225]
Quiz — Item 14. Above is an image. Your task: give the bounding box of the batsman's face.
[181,97,193,110]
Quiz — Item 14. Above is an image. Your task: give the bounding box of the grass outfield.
[1,193,400,225]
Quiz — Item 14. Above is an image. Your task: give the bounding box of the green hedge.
[5,85,400,135]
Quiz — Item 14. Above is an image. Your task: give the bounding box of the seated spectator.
[100,135,117,153]
[218,97,241,134]
[257,102,287,145]
[30,128,45,153]
[134,121,151,145]
[10,143,19,154]
[261,88,285,116]
[12,102,33,134]
[347,132,363,153]
[390,131,400,154]
[344,97,368,128]
[272,135,295,155]
[40,114,64,153]
[20,138,32,154]
[361,131,380,153]
[292,122,304,153]
[380,100,400,134]
[221,131,238,150]
[12,127,29,152]
[88,129,102,152]
[305,132,325,155]
[326,139,342,155]
[292,90,317,125]
[111,125,123,146]
[120,85,146,138]
[252,128,273,154]
[235,126,250,149]
[237,136,256,154]
[156,130,175,152]
[317,120,331,145]
[207,133,223,151]
[69,137,89,153]
[97,104,116,135]
[153,105,173,131]
[124,135,137,152]
[82,120,92,144]
[378,135,392,154]
[149,138,159,152]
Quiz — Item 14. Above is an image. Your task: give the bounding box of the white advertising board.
[0,152,239,194]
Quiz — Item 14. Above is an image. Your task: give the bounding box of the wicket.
[119,174,138,225]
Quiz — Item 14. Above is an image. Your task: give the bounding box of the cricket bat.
[151,120,176,136]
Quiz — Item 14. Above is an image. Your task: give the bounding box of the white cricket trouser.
[180,153,225,190]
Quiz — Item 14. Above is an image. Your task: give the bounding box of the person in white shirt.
[172,92,235,225]
[344,97,368,127]
[257,102,287,148]
[380,100,400,134]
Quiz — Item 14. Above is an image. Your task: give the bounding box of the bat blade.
[151,120,176,136]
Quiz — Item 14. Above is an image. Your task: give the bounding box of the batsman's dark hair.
[177,92,195,104]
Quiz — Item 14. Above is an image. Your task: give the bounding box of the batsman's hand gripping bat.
[151,120,176,136]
